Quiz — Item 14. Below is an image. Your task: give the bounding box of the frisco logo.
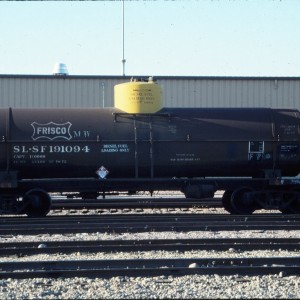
[31,122,72,140]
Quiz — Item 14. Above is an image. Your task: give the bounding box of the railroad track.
[1,238,300,256]
[2,215,300,280]
[1,256,300,279]
[1,213,300,235]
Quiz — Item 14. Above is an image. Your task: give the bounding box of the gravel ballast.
[1,274,300,299]
[1,207,300,299]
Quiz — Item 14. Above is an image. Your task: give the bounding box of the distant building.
[0,74,299,110]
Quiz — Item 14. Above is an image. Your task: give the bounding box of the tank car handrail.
[112,112,172,122]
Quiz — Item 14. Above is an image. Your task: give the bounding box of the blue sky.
[0,0,299,77]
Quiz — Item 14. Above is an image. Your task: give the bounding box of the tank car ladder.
[133,117,154,178]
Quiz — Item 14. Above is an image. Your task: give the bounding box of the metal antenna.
[122,0,126,76]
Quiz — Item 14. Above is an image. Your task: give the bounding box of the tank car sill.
[13,177,277,194]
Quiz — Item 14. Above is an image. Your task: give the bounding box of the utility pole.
[122,0,126,76]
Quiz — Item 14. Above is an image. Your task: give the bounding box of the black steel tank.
[0,107,300,181]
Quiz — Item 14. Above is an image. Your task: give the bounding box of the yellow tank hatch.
[114,77,162,113]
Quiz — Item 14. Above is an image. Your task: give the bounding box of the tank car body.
[1,79,300,216]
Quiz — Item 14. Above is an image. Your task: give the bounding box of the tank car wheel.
[230,187,255,215]
[280,188,300,214]
[222,190,235,214]
[23,189,51,218]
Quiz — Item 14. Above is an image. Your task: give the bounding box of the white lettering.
[37,127,67,135]
[13,146,20,153]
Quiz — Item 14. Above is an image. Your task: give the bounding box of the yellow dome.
[114,78,162,113]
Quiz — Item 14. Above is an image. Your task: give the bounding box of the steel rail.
[0,213,298,223]
[1,256,300,279]
[1,238,300,256]
[1,214,300,235]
